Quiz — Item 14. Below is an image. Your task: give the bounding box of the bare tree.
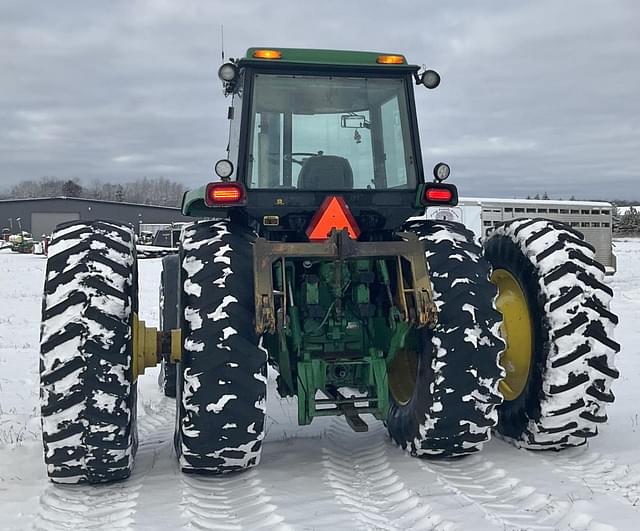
[4,176,185,207]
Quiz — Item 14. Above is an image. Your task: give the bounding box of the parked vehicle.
[426,197,616,273]
[39,47,619,485]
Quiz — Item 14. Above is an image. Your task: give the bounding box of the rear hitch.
[253,228,438,335]
[337,389,369,433]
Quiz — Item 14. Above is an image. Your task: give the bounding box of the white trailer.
[425,197,616,274]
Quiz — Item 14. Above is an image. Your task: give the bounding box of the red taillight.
[205,182,245,206]
[425,187,453,202]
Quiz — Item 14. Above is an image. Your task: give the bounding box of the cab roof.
[240,47,419,70]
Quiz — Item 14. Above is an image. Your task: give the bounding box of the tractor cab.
[182,48,456,236]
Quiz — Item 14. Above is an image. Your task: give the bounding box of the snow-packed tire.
[158,255,179,398]
[40,220,138,483]
[176,219,267,473]
[386,220,505,456]
[485,218,620,449]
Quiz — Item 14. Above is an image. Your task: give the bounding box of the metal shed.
[0,197,190,239]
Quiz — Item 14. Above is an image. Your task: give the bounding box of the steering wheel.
[284,151,322,166]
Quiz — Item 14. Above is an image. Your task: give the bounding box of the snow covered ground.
[1,240,639,530]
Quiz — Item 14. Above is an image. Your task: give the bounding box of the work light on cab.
[214,159,234,179]
[205,182,246,206]
[218,63,238,82]
[421,70,441,89]
[433,162,450,182]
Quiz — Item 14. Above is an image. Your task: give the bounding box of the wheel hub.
[131,313,182,378]
[491,269,533,401]
[388,348,418,406]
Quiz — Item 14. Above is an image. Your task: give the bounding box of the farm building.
[0,197,190,239]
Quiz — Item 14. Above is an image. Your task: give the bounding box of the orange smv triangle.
[306,196,361,241]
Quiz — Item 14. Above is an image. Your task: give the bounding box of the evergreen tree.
[618,207,640,234]
[62,179,83,197]
[115,185,125,202]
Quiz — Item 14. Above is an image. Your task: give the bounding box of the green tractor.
[8,218,35,253]
[39,48,619,483]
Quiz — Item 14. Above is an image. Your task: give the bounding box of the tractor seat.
[297,155,354,190]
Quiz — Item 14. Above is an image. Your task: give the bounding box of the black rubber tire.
[387,220,505,456]
[176,219,267,473]
[485,218,620,449]
[40,220,138,484]
[158,255,179,398]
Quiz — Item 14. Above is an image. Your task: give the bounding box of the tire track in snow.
[543,447,640,507]
[33,396,176,530]
[425,454,611,531]
[321,421,454,531]
[180,470,291,530]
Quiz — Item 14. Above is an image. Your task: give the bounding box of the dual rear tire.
[40,221,138,483]
[386,217,620,455]
[39,216,620,483]
[40,218,268,482]
[387,220,505,456]
[485,218,619,448]
[159,255,179,398]
[175,220,267,473]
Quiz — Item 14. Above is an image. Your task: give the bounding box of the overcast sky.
[1,0,638,199]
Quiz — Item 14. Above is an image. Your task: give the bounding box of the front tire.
[40,221,138,483]
[485,218,620,449]
[387,220,505,456]
[176,220,267,473]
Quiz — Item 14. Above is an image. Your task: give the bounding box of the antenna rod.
[221,25,224,62]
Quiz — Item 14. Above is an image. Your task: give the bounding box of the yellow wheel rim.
[491,269,533,401]
[388,348,418,406]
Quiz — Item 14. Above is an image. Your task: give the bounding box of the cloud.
[0,0,638,200]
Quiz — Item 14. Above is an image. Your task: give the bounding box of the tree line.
[1,177,185,207]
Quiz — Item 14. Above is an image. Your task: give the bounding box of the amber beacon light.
[376,54,405,64]
[253,49,282,59]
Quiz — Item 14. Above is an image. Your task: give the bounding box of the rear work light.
[422,183,458,206]
[205,182,246,207]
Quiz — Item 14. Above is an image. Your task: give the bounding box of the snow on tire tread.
[177,219,267,473]
[490,218,619,448]
[388,220,505,456]
[40,220,137,484]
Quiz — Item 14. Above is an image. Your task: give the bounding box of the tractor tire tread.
[176,220,267,474]
[485,218,619,450]
[387,219,505,457]
[40,220,137,484]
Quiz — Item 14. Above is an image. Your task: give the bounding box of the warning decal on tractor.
[306,196,361,241]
